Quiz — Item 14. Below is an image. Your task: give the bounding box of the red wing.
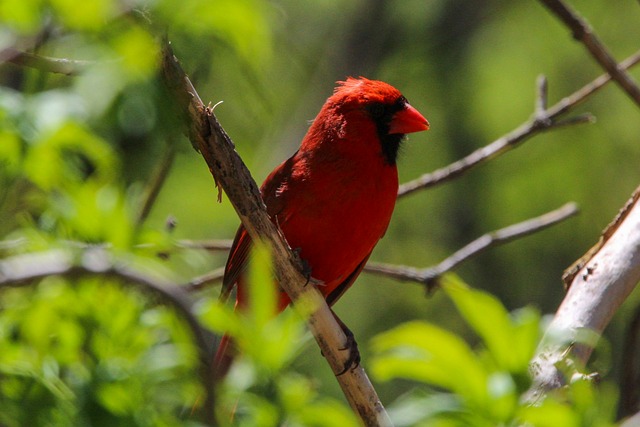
[324,252,372,306]
[219,225,251,303]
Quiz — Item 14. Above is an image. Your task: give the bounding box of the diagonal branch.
[0,47,94,76]
[526,185,640,403]
[185,267,226,292]
[160,41,392,426]
[135,142,177,226]
[538,0,640,107]
[398,49,640,197]
[365,203,578,291]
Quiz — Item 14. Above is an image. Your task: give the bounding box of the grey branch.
[398,49,640,197]
[365,203,578,291]
[538,0,640,107]
[0,48,94,76]
[177,239,234,251]
[526,186,640,403]
[185,267,226,292]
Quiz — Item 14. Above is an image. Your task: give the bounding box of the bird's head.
[324,77,429,165]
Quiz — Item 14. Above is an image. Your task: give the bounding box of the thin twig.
[538,0,640,107]
[398,49,640,197]
[0,249,216,425]
[177,239,233,251]
[185,267,226,292]
[535,75,549,119]
[364,203,579,291]
[0,48,94,76]
[136,142,177,226]
[0,238,28,251]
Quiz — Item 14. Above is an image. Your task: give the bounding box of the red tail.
[213,334,235,380]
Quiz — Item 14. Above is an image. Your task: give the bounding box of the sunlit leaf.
[0,130,21,174]
[518,397,580,427]
[0,0,43,33]
[371,321,489,407]
[157,0,273,67]
[247,241,277,327]
[49,0,115,30]
[111,26,160,79]
[24,121,118,191]
[441,275,540,373]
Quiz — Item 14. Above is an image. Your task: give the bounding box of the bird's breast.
[276,157,398,295]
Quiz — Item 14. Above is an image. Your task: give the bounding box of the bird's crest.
[331,77,403,106]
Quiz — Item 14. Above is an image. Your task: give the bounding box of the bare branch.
[0,249,216,425]
[398,49,640,197]
[535,75,549,118]
[177,239,233,251]
[136,142,177,226]
[538,0,640,107]
[365,203,579,291]
[185,267,225,292]
[160,40,392,426]
[527,185,640,403]
[0,48,94,76]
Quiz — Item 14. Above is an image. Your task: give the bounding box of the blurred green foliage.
[1,0,639,425]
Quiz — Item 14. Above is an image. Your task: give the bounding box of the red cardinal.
[215,77,429,378]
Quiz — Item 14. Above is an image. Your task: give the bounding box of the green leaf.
[0,130,21,174]
[441,274,540,373]
[111,27,160,79]
[157,0,273,68]
[371,320,489,407]
[0,0,43,33]
[247,241,278,327]
[49,0,115,30]
[518,397,580,427]
[24,121,118,191]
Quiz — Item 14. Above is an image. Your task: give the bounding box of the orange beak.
[388,103,430,134]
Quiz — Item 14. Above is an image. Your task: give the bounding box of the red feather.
[214,77,429,378]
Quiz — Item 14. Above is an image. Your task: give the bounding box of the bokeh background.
[1,0,640,423]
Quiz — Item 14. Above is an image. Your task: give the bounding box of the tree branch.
[398,49,640,197]
[177,239,233,251]
[526,185,640,403]
[135,142,177,226]
[185,267,226,292]
[160,41,392,426]
[538,0,640,107]
[0,248,216,425]
[365,203,578,291]
[0,47,94,76]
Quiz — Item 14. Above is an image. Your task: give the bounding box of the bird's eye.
[367,103,386,119]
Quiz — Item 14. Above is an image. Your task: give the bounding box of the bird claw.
[336,327,360,376]
[292,248,324,288]
[319,313,360,376]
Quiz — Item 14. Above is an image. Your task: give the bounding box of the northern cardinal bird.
[215,77,429,378]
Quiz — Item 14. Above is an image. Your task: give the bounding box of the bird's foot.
[292,248,324,287]
[336,324,360,376]
[319,310,360,375]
